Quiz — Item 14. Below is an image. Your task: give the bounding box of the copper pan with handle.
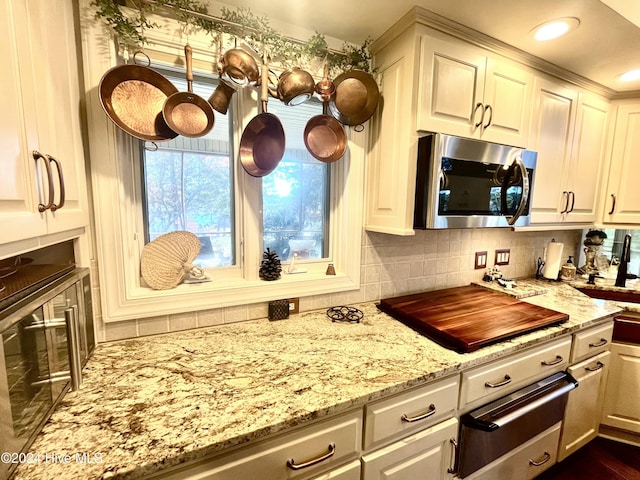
[239,56,286,177]
[162,44,215,138]
[303,64,347,163]
[99,51,179,142]
[328,69,380,128]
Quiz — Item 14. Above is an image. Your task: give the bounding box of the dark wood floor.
[537,437,640,480]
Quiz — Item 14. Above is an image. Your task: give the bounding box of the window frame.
[81,11,364,322]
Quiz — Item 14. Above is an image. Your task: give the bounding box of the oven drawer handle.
[585,361,604,372]
[589,338,608,348]
[541,355,563,366]
[529,451,551,467]
[286,443,335,470]
[401,404,436,423]
[485,375,512,388]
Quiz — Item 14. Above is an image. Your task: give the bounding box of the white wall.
[96,228,582,342]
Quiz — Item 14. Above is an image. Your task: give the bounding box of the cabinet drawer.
[571,321,613,363]
[467,422,561,480]
[150,411,362,480]
[364,375,459,450]
[361,417,458,480]
[460,337,571,409]
[309,460,361,480]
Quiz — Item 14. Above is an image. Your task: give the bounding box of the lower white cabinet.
[557,351,610,461]
[601,342,640,434]
[361,417,458,480]
[465,423,561,480]
[148,410,362,480]
[309,460,361,480]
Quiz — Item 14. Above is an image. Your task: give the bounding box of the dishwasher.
[456,371,578,478]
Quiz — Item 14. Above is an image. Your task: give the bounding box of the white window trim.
[79,5,364,322]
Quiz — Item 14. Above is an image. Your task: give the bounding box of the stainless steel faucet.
[615,234,632,287]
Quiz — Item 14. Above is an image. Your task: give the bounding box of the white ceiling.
[213,0,640,94]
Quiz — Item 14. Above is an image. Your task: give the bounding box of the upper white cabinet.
[601,100,640,225]
[417,35,534,147]
[529,76,610,225]
[0,0,88,247]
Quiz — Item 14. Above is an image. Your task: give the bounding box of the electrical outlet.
[495,249,511,266]
[475,251,488,269]
[288,297,300,314]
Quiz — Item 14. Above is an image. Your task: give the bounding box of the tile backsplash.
[97,228,583,342]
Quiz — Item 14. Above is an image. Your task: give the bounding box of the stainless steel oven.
[0,268,93,480]
[454,371,578,478]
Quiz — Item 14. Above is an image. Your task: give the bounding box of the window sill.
[105,270,359,322]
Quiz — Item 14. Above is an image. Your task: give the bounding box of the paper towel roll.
[542,241,564,280]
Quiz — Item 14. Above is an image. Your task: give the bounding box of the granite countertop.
[11,281,622,480]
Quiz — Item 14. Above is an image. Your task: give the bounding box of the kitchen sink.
[576,287,640,304]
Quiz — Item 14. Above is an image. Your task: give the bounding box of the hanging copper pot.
[328,69,380,127]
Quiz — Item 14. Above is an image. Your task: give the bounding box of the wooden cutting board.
[378,285,568,352]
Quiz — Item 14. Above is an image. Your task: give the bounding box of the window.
[85,18,364,321]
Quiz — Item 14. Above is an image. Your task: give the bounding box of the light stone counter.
[11,283,622,480]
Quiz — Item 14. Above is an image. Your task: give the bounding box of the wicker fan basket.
[141,231,203,290]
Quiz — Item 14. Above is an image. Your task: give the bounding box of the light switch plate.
[495,249,511,266]
[475,251,488,269]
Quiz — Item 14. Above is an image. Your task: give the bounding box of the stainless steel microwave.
[414,133,537,229]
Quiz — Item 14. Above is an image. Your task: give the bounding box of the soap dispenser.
[560,255,577,282]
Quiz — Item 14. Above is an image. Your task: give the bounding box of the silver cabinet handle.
[447,438,458,474]
[485,375,512,388]
[473,102,485,128]
[483,104,493,128]
[47,154,66,211]
[286,443,335,470]
[401,404,436,423]
[541,355,563,366]
[33,150,54,212]
[529,451,551,467]
[65,306,83,391]
[589,338,608,348]
[609,194,616,214]
[585,361,604,372]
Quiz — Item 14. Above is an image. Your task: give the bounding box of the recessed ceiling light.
[619,69,640,82]
[532,17,580,41]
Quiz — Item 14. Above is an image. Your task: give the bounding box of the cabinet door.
[481,57,533,147]
[417,35,486,138]
[529,77,577,224]
[603,102,640,225]
[0,0,47,243]
[565,92,609,223]
[17,0,89,234]
[361,417,458,480]
[601,343,640,433]
[557,351,610,461]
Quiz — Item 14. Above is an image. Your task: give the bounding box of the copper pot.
[328,70,380,127]
[218,48,260,87]
[275,67,315,106]
[304,103,347,163]
[208,81,236,115]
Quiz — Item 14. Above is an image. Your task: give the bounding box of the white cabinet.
[459,337,572,410]
[148,410,362,480]
[600,342,640,434]
[0,0,88,247]
[557,351,610,461]
[602,101,640,225]
[529,76,609,225]
[465,423,561,480]
[417,35,534,147]
[570,321,613,363]
[361,417,458,480]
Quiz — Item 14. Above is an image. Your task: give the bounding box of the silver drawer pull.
[589,338,608,348]
[541,355,563,366]
[485,375,511,388]
[585,361,604,372]
[529,451,551,467]
[286,443,335,470]
[401,404,436,423]
[447,438,458,474]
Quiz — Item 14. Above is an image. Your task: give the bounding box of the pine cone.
[259,248,282,281]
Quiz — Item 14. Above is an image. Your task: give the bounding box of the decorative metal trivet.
[326,306,364,323]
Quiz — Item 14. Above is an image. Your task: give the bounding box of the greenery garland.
[90,0,373,72]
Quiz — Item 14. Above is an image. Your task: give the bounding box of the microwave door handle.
[501,155,529,226]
